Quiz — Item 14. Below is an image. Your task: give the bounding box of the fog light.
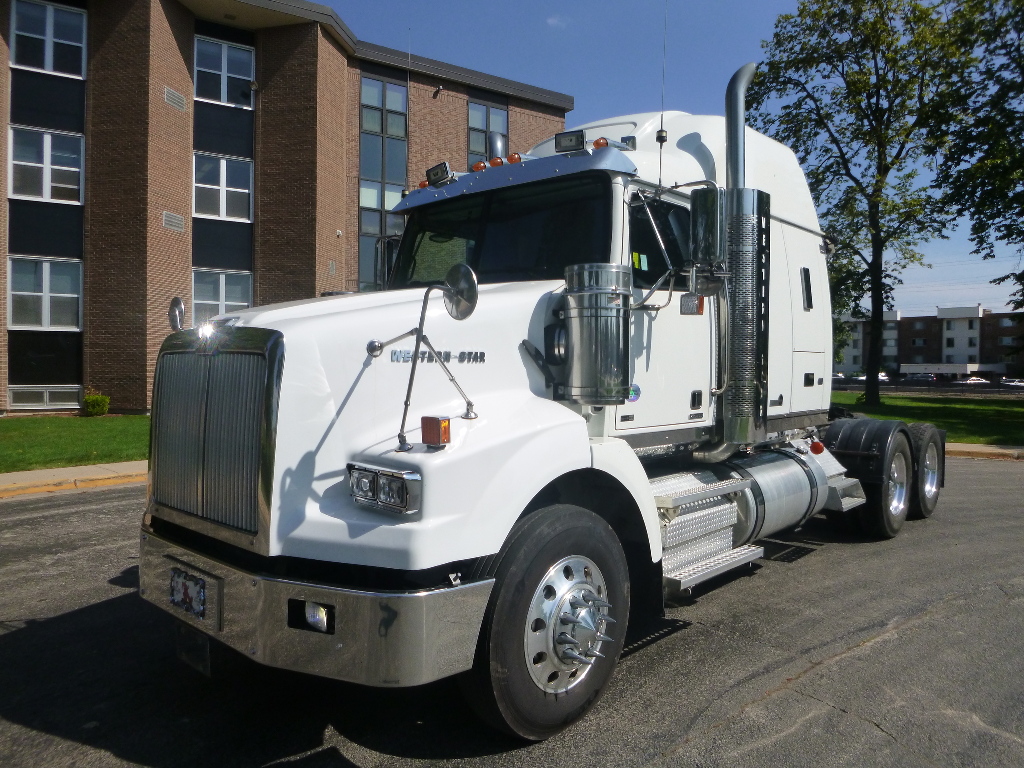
[377,474,407,507]
[305,602,330,632]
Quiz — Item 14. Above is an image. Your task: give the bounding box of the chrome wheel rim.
[888,451,909,516]
[524,555,614,694]
[922,442,940,500]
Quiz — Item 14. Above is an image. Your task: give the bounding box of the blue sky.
[328,0,1020,315]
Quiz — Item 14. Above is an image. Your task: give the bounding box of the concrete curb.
[0,461,148,500]
[944,444,1024,461]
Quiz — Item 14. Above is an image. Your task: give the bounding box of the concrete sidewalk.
[0,460,147,500]
[0,442,1020,501]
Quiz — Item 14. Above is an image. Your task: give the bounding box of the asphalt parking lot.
[1,457,1022,767]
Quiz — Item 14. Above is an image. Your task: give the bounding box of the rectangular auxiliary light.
[426,161,456,187]
[554,130,586,153]
[347,462,422,515]
[421,416,451,448]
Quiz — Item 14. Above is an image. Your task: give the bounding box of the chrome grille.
[152,351,268,534]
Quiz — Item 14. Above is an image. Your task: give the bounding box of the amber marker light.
[810,440,825,455]
[421,416,451,448]
[489,156,505,167]
[418,180,429,188]
[507,153,522,163]
[472,161,487,172]
[593,137,609,148]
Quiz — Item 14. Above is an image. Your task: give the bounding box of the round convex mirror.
[443,263,479,321]
[168,297,185,331]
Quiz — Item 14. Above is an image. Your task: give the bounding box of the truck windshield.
[390,173,611,288]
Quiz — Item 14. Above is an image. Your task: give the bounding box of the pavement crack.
[791,688,896,741]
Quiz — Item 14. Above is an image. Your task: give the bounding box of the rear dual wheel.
[908,423,942,519]
[859,432,913,539]
[460,504,629,741]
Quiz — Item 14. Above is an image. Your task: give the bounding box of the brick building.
[2,0,571,412]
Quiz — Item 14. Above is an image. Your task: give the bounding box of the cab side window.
[628,198,689,289]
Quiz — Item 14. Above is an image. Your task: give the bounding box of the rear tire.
[460,504,629,741]
[907,423,942,519]
[858,432,912,539]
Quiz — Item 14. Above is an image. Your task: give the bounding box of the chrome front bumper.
[138,530,493,687]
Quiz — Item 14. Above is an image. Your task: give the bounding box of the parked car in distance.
[962,376,989,384]
[1001,377,1024,386]
[854,372,889,382]
[903,373,937,382]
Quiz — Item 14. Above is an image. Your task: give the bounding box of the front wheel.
[460,504,629,741]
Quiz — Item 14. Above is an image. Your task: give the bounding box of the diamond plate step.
[662,499,738,549]
[823,475,866,513]
[650,474,752,509]
[663,545,764,593]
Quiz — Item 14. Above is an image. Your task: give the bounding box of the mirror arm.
[420,334,477,419]
[631,269,677,311]
[395,286,440,451]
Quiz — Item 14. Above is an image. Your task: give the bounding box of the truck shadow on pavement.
[0,575,523,766]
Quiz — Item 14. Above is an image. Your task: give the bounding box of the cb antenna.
[656,0,669,190]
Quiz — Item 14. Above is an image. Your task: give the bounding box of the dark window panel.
[14,34,45,68]
[9,199,83,259]
[360,133,383,180]
[362,107,382,133]
[384,138,406,185]
[386,112,406,138]
[360,209,381,235]
[194,19,254,47]
[195,70,220,100]
[358,235,378,290]
[11,69,85,133]
[192,218,253,270]
[194,101,254,159]
[8,330,83,385]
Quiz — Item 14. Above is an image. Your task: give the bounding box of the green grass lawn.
[0,415,150,474]
[831,392,1024,446]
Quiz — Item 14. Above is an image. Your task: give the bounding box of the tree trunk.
[864,210,885,406]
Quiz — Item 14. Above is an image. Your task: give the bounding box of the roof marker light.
[593,137,609,148]
[489,157,504,167]
[418,180,429,188]
[472,161,487,172]
[507,153,522,163]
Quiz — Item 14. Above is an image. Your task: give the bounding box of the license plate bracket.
[169,567,206,619]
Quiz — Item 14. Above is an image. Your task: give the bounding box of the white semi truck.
[139,65,945,740]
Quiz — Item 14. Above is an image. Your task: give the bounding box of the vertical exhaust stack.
[723,63,770,447]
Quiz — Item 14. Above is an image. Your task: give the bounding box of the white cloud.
[546,15,568,28]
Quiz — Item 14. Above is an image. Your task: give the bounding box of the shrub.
[82,386,110,417]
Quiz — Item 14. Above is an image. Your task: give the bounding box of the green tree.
[932,0,1024,312]
[748,0,971,404]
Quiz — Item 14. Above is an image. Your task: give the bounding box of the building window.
[194,37,254,108]
[9,385,81,409]
[1000,336,1017,346]
[10,127,83,203]
[911,338,926,347]
[851,339,860,349]
[883,338,896,347]
[945,354,955,363]
[968,336,978,348]
[883,321,897,331]
[468,101,508,170]
[10,0,86,77]
[852,355,861,365]
[912,355,924,363]
[8,256,81,329]
[946,337,954,348]
[193,269,252,325]
[193,153,252,221]
[968,355,977,363]
[359,75,407,291]
[968,318,976,330]
[849,323,860,335]
[912,320,925,330]
[945,320,953,331]
[1000,317,1017,327]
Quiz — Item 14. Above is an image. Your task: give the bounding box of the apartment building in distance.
[836,305,1023,377]
[2,0,572,413]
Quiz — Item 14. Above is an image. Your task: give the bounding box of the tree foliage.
[932,0,1024,311]
[748,0,971,403]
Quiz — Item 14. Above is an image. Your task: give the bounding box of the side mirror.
[442,263,478,321]
[168,297,185,331]
[689,186,725,267]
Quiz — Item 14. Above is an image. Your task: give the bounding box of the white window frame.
[9,126,84,204]
[193,35,254,109]
[8,384,82,410]
[192,152,252,221]
[9,0,87,79]
[192,268,252,325]
[7,255,83,330]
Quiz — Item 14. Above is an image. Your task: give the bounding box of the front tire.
[858,432,913,539]
[460,504,629,741]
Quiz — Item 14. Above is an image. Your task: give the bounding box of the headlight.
[346,463,421,515]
